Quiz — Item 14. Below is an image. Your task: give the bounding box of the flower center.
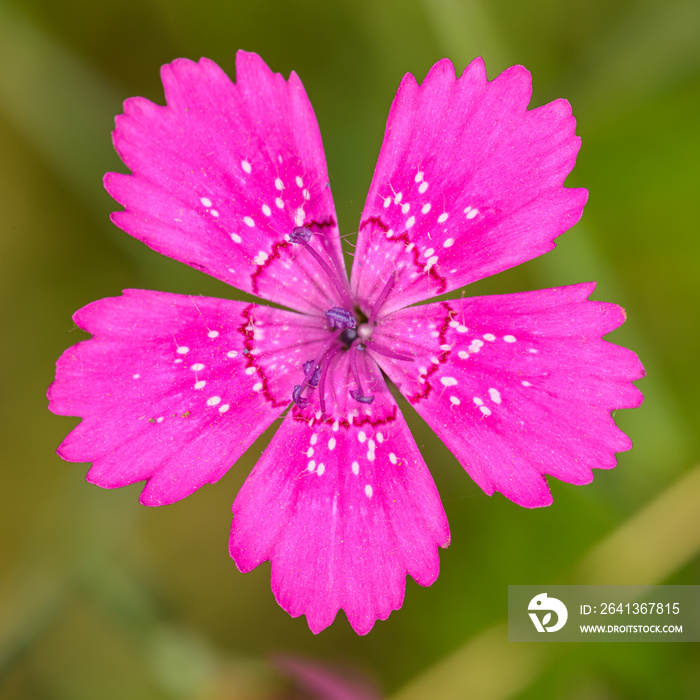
[288,227,412,415]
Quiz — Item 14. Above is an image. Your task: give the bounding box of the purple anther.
[290,226,313,243]
[350,389,375,404]
[325,307,356,330]
[302,360,322,387]
[292,384,309,408]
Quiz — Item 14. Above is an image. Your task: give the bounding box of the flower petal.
[48,290,327,505]
[229,352,449,635]
[372,283,644,507]
[352,57,587,314]
[105,51,346,314]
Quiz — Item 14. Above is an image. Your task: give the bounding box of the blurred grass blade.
[391,461,700,700]
[0,2,121,214]
[571,461,700,584]
[390,622,552,700]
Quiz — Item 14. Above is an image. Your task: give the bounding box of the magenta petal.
[352,57,587,314]
[229,356,449,635]
[372,283,644,507]
[48,290,328,505]
[106,51,346,314]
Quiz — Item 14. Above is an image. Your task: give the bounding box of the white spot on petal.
[483,333,496,342]
[419,181,428,193]
[424,255,438,271]
[488,388,502,404]
[450,396,461,405]
[275,197,284,209]
[194,380,206,389]
[406,216,416,228]
[522,381,532,387]
[480,406,492,416]
[190,363,205,371]
[219,404,229,413]
[383,197,391,208]
[389,452,397,465]
[227,351,238,358]
[176,346,189,354]
[327,438,336,450]
[358,431,367,443]
[241,160,252,174]
[504,335,517,343]
[317,463,325,476]
[438,212,449,223]
[365,484,373,498]
[443,237,454,248]
[352,461,360,475]
[466,208,479,219]
[230,233,242,244]
[473,396,484,406]
[208,330,219,338]
[415,171,424,182]
[421,203,431,214]
[275,178,284,190]
[200,197,212,207]
[295,176,304,187]
[253,382,262,392]
[206,396,221,406]
[440,376,458,387]
[243,216,255,227]
[262,204,271,216]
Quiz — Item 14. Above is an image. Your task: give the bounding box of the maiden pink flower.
[49,52,644,635]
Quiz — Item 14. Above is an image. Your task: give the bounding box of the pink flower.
[48,51,644,635]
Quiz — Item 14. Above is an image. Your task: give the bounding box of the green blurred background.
[1,0,699,698]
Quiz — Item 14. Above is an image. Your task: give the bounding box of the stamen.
[325,307,356,330]
[349,345,375,404]
[292,384,309,409]
[366,339,414,362]
[367,270,397,325]
[317,353,332,417]
[289,228,313,243]
[302,360,322,387]
[290,227,352,308]
[350,389,375,404]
